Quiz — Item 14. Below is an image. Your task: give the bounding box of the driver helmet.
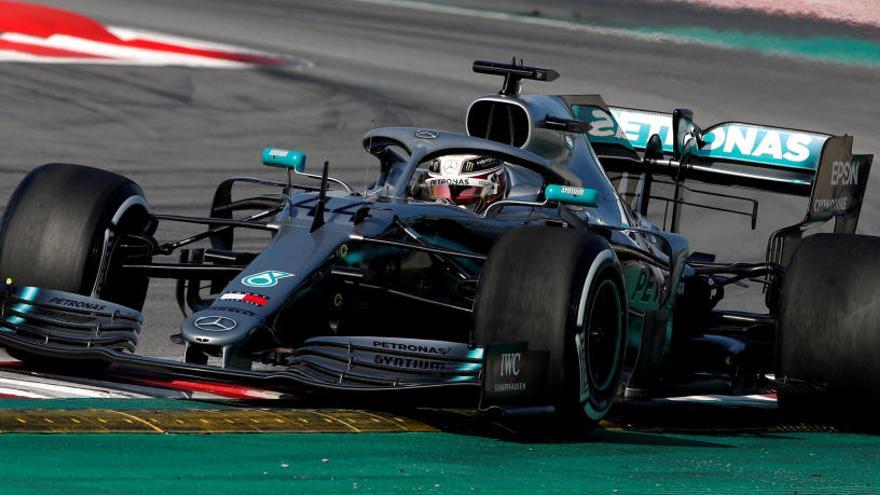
[422,154,507,210]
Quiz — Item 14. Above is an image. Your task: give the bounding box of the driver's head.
[422,154,506,210]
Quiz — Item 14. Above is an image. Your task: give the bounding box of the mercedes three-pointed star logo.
[194,315,238,332]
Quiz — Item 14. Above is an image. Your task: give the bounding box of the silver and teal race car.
[0,60,875,425]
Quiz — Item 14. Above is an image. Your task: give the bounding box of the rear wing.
[563,96,873,241]
[606,106,831,195]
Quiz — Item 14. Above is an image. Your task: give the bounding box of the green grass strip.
[0,431,878,493]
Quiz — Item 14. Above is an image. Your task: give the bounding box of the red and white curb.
[118,374,288,400]
[0,1,300,68]
[0,363,153,399]
[0,361,288,400]
[0,359,776,406]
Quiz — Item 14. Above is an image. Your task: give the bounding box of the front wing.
[0,286,548,408]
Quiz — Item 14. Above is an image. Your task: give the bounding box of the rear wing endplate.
[768,136,873,265]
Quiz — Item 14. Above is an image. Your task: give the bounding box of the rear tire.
[0,164,152,367]
[474,227,627,426]
[777,233,880,422]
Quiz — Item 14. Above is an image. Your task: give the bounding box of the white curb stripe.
[0,376,149,399]
[0,32,249,67]
[0,387,50,399]
[107,26,275,55]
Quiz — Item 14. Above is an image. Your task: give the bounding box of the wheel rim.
[586,278,622,391]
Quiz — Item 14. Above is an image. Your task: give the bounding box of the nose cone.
[182,310,254,347]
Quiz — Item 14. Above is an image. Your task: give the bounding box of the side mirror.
[645,133,664,160]
[262,148,306,172]
[543,116,592,134]
[544,184,598,207]
[672,109,703,161]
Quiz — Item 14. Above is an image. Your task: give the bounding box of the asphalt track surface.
[1,2,880,492]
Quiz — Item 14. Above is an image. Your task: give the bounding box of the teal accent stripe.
[455,348,484,373]
[5,287,38,330]
[451,348,483,381]
[634,26,880,67]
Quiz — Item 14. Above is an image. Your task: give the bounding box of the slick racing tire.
[0,164,152,366]
[777,233,880,422]
[474,227,627,426]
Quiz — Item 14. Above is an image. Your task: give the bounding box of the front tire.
[474,227,627,425]
[0,164,153,367]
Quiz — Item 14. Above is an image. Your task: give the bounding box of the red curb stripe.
[0,1,284,65]
[126,376,280,400]
[0,38,108,58]
[0,0,116,41]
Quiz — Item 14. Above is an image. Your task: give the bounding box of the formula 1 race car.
[0,60,876,424]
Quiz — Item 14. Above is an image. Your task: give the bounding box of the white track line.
[240,389,286,400]
[108,26,279,56]
[0,387,50,399]
[0,376,149,399]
